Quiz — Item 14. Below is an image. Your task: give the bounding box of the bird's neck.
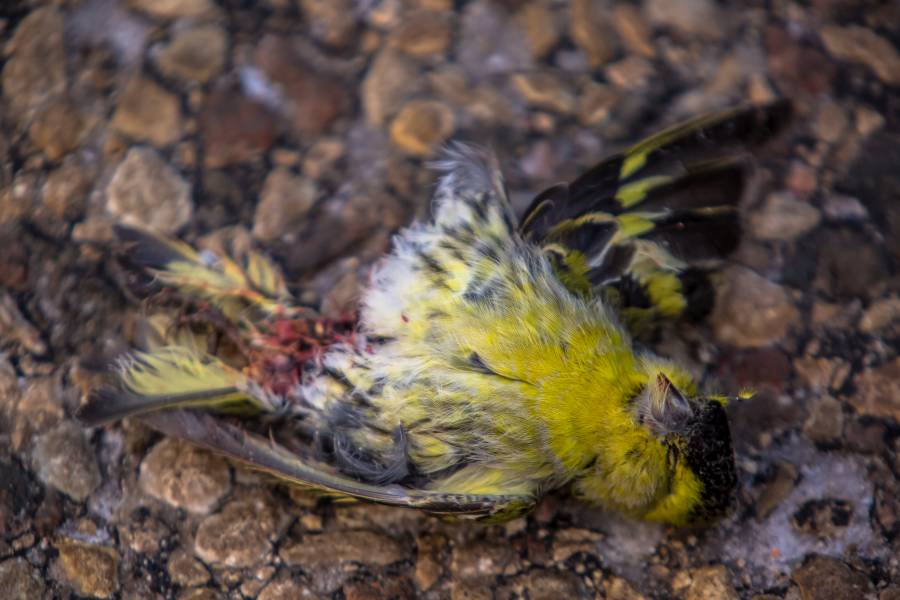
[534,338,651,475]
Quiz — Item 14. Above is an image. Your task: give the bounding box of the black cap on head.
[681,400,737,522]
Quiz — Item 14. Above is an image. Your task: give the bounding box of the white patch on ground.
[709,435,884,588]
[593,512,666,583]
[86,428,125,522]
[239,66,285,112]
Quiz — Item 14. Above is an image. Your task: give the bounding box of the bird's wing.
[519,101,792,338]
[115,225,301,322]
[143,409,536,521]
[75,345,280,426]
[76,345,537,521]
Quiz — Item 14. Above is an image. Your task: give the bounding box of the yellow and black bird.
[79,101,790,525]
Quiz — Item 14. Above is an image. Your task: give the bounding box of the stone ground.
[1,0,900,598]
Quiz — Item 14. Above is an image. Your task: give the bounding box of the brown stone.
[645,0,725,40]
[578,81,620,127]
[785,161,818,201]
[344,576,416,600]
[118,514,171,554]
[8,374,63,452]
[177,588,222,600]
[390,100,455,156]
[0,558,45,600]
[139,438,231,514]
[111,75,184,147]
[683,565,739,600]
[1,7,66,118]
[55,540,120,598]
[253,168,319,241]
[570,0,616,68]
[253,35,350,137]
[155,25,227,84]
[606,55,656,90]
[299,0,358,49]
[388,10,454,57]
[792,555,873,600]
[756,461,799,520]
[303,137,345,179]
[815,229,886,300]
[712,267,798,348]
[280,529,406,569]
[451,539,521,579]
[125,0,219,19]
[812,99,849,145]
[201,82,278,168]
[511,71,575,114]
[821,25,900,86]
[551,528,602,562]
[167,549,210,587]
[613,4,656,58]
[0,236,28,291]
[319,266,363,318]
[497,569,586,600]
[362,48,422,125]
[851,358,900,422]
[282,191,402,274]
[28,96,86,161]
[41,160,92,222]
[414,534,447,591]
[766,26,836,97]
[604,576,647,600]
[860,296,900,333]
[795,355,850,392]
[803,395,845,445]
[516,2,561,60]
[258,572,318,600]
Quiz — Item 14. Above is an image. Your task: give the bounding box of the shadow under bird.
[79,101,791,524]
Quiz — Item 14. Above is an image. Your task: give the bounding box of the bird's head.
[634,371,737,525]
[569,363,737,527]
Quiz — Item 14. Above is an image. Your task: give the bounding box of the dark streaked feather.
[519,101,792,336]
[76,386,247,427]
[643,207,742,263]
[140,410,535,519]
[114,224,193,271]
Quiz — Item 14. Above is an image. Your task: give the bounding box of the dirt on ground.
[1,0,900,598]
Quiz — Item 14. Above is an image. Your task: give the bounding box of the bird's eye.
[638,373,696,437]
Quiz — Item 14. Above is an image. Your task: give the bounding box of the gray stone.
[32,421,101,502]
[139,438,231,514]
[106,147,192,234]
[749,192,821,241]
[194,491,281,567]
